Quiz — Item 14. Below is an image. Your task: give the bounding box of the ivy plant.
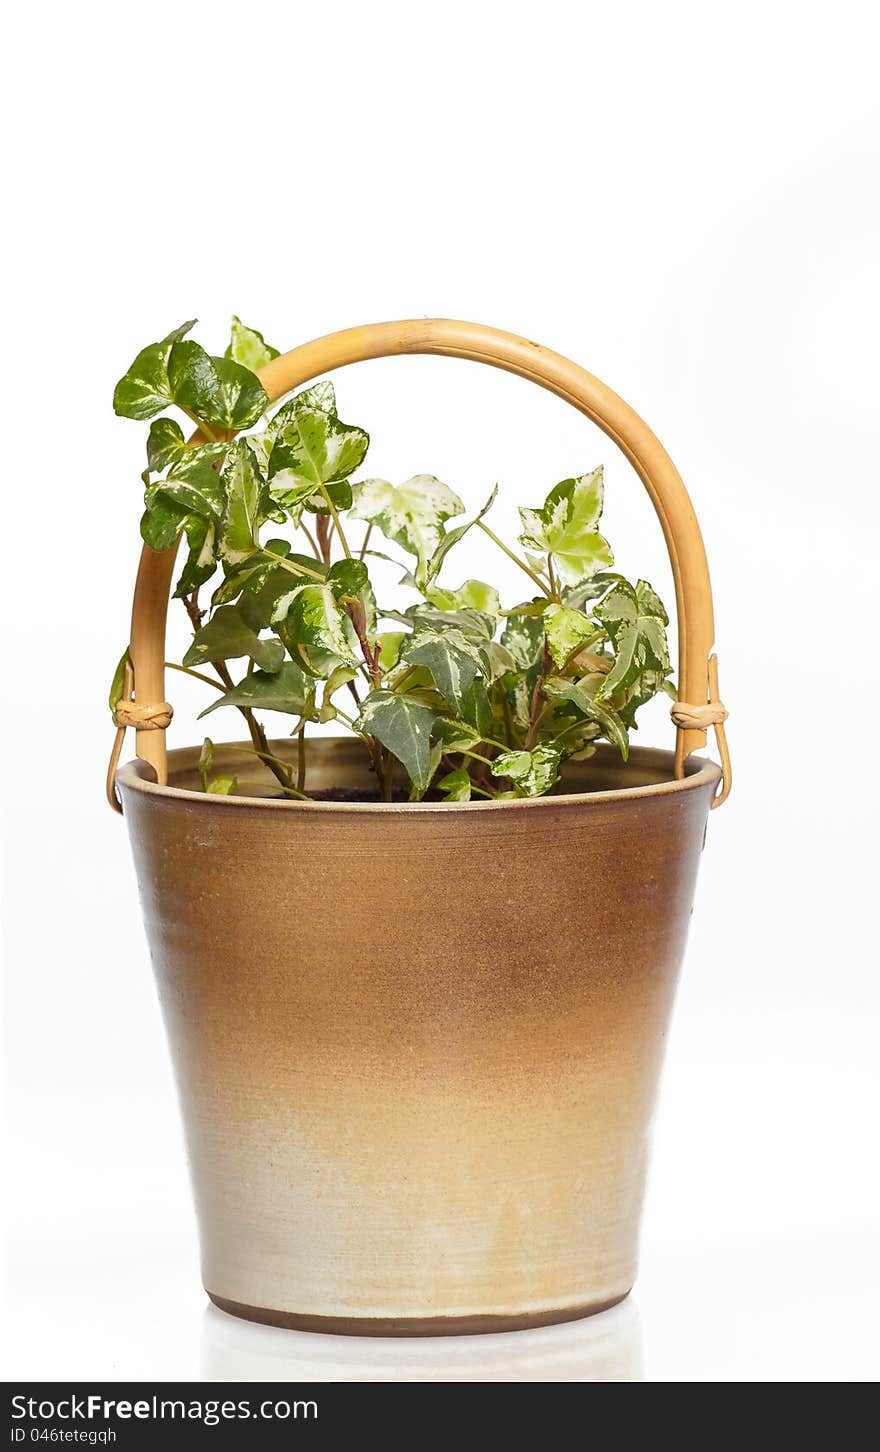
[111,318,675,803]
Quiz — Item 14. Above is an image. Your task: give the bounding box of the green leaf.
[377,632,406,670]
[460,679,493,738]
[350,475,465,587]
[544,676,630,759]
[437,768,472,802]
[273,583,359,668]
[422,486,498,587]
[268,388,369,514]
[500,613,544,670]
[199,662,312,718]
[198,737,215,790]
[401,628,486,713]
[108,647,130,715]
[518,468,614,584]
[183,603,284,673]
[173,514,217,598]
[543,603,593,667]
[594,578,670,698]
[491,743,562,797]
[141,494,189,551]
[432,717,481,752]
[146,417,186,473]
[304,479,352,516]
[354,689,437,792]
[168,340,269,430]
[206,774,238,795]
[225,316,280,371]
[327,558,369,599]
[113,320,195,419]
[152,443,229,520]
[218,440,263,563]
[426,579,500,617]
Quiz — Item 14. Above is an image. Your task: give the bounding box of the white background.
[2,0,879,1383]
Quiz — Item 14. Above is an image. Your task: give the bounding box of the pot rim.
[116,739,722,815]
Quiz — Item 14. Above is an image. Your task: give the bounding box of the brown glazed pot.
[118,737,720,1336]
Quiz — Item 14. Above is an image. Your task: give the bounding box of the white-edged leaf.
[491,743,562,797]
[225,316,279,371]
[543,603,593,667]
[354,689,437,791]
[350,475,465,587]
[113,320,195,419]
[544,675,629,758]
[518,468,613,584]
[437,768,472,801]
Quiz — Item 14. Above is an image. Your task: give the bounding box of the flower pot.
[118,738,719,1333]
[109,319,731,1335]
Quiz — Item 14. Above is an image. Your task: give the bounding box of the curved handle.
[114,319,730,806]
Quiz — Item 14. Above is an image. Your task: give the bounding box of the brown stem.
[211,658,293,793]
[316,513,332,565]
[524,645,553,750]
[296,723,306,794]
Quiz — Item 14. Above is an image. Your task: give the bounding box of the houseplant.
[108,317,730,1334]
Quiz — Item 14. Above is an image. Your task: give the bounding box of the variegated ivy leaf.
[168,340,269,431]
[459,679,493,738]
[272,583,360,671]
[268,388,369,517]
[518,468,614,584]
[225,316,279,371]
[173,515,217,598]
[491,743,562,797]
[594,578,670,698]
[398,602,495,643]
[218,440,264,564]
[432,717,481,752]
[149,443,229,521]
[500,613,545,671]
[543,603,594,668]
[199,662,314,719]
[141,494,189,552]
[146,417,187,473]
[437,768,472,802]
[544,676,629,759]
[422,486,497,587]
[268,380,337,440]
[183,603,284,674]
[401,628,488,713]
[354,690,437,792]
[327,558,377,637]
[425,579,501,618]
[350,475,465,588]
[113,320,196,419]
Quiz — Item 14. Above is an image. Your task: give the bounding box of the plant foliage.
[112,319,675,801]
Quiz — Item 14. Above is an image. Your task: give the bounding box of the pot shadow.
[199,1297,642,1382]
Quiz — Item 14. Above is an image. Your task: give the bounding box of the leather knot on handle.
[669,700,728,730]
[113,699,174,730]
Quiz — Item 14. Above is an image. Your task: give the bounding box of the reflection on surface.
[200,1297,642,1382]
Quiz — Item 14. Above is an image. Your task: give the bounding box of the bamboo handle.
[114,319,730,807]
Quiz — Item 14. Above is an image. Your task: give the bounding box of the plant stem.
[299,519,322,560]
[318,485,352,558]
[261,545,326,583]
[358,523,373,561]
[210,658,293,793]
[315,513,332,565]
[296,723,306,794]
[476,520,552,597]
[182,408,218,443]
[227,778,311,801]
[165,660,225,691]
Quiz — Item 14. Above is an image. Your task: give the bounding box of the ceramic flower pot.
[109,319,730,1334]
[118,738,719,1333]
